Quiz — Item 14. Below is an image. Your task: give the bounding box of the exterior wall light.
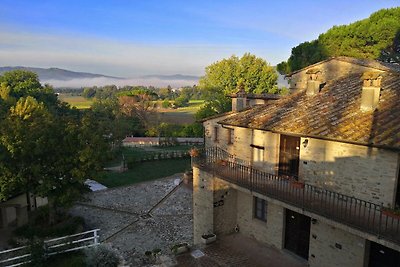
[303,139,309,148]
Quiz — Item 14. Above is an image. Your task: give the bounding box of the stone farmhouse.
[192,57,400,267]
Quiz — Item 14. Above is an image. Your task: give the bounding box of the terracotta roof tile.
[219,72,400,150]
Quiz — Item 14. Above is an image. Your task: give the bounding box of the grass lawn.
[152,100,205,124]
[106,146,193,167]
[97,158,191,188]
[58,94,93,109]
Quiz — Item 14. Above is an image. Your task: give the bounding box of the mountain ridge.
[0,66,125,81]
[0,66,200,82]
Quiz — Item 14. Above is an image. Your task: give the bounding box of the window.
[214,126,219,142]
[251,144,264,163]
[254,197,267,221]
[227,128,234,145]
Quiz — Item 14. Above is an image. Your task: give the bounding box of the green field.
[99,145,194,187]
[58,96,203,123]
[58,94,93,109]
[97,158,191,188]
[152,100,204,124]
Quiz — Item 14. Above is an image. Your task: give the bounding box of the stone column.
[193,167,214,245]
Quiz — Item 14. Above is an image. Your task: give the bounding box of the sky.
[0,0,399,78]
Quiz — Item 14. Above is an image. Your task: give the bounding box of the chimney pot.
[305,69,322,96]
[360,72,382,111]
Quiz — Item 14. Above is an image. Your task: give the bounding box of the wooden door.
[369,242,400,267]
[284,209,311,260]
[278,135,300,179]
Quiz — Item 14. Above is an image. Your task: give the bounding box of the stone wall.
[205,122,281,173]
[213,178,237,235]
[290,59,385,90]
[299,137,399,206]
[205,117,399,207]
[236,191,284,249]
[309,220,366,267]
[193,167,214,245]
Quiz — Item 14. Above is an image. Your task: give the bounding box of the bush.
[28,238,47,267]
[84,245,119,267]
[162,99,170,108]
[13,211,84,239]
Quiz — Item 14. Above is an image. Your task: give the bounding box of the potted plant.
[189,148,199,157]
[216,159,228,166]
[183,170,193,184]
[382,207,400,219]
[290,180,305,189]
[170,242,189,255]
[201,233,216,244]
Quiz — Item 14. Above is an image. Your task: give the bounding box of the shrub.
[28,238,47,267]
[14,214,84,239]
[162,99,170,108]
[84,245,119,267]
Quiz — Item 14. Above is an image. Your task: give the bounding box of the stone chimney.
[232,82,247,112]
[306,68,322,96]
[360,72,383,111]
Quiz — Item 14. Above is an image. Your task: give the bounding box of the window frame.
[213,126,219,142]
[227,128,234,145]
[254,196,267,222]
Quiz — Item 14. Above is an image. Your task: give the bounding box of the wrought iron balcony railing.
[192,147,400,246]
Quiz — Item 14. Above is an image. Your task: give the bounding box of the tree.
[196,53,277,119]
[278,7,400,74]
[0,70,110,224]
[118,94,156,129]
[82,87,96,99]
[199,53,277,94]
[91,97,144,142]
[0,70,57,106]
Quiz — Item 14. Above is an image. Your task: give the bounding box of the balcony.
[192,147,400,246]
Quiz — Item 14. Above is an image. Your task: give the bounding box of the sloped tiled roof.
[287,56,400,76]
[219,72,400,150]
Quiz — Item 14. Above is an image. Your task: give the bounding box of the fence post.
[94,229,99,246]
[378,203,383,238]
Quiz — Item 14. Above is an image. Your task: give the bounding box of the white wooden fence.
[0,229,100,267]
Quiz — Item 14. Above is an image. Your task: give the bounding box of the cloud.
[0,28,272,77]
[0,25,294,78]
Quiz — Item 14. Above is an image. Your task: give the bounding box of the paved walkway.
[176,234,308,267]
[70,174,193,266]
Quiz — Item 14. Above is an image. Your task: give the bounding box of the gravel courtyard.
[70,174,193,266]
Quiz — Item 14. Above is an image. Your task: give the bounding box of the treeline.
[80,85,206,108]
[277,7,400,74]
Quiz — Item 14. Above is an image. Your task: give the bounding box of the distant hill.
[0,66,122,81]
[277,7,400,74]
[0,67,199,88]
[140,74,200,81]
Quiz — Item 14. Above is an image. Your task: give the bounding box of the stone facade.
[289,59,385,90]
[205,122,399,207]
[300,137,399,207]
[236,191,284,249]
[195,57,400,266]
[213,178,237,235]
[309,220,366,267]
[193,167,214,245]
